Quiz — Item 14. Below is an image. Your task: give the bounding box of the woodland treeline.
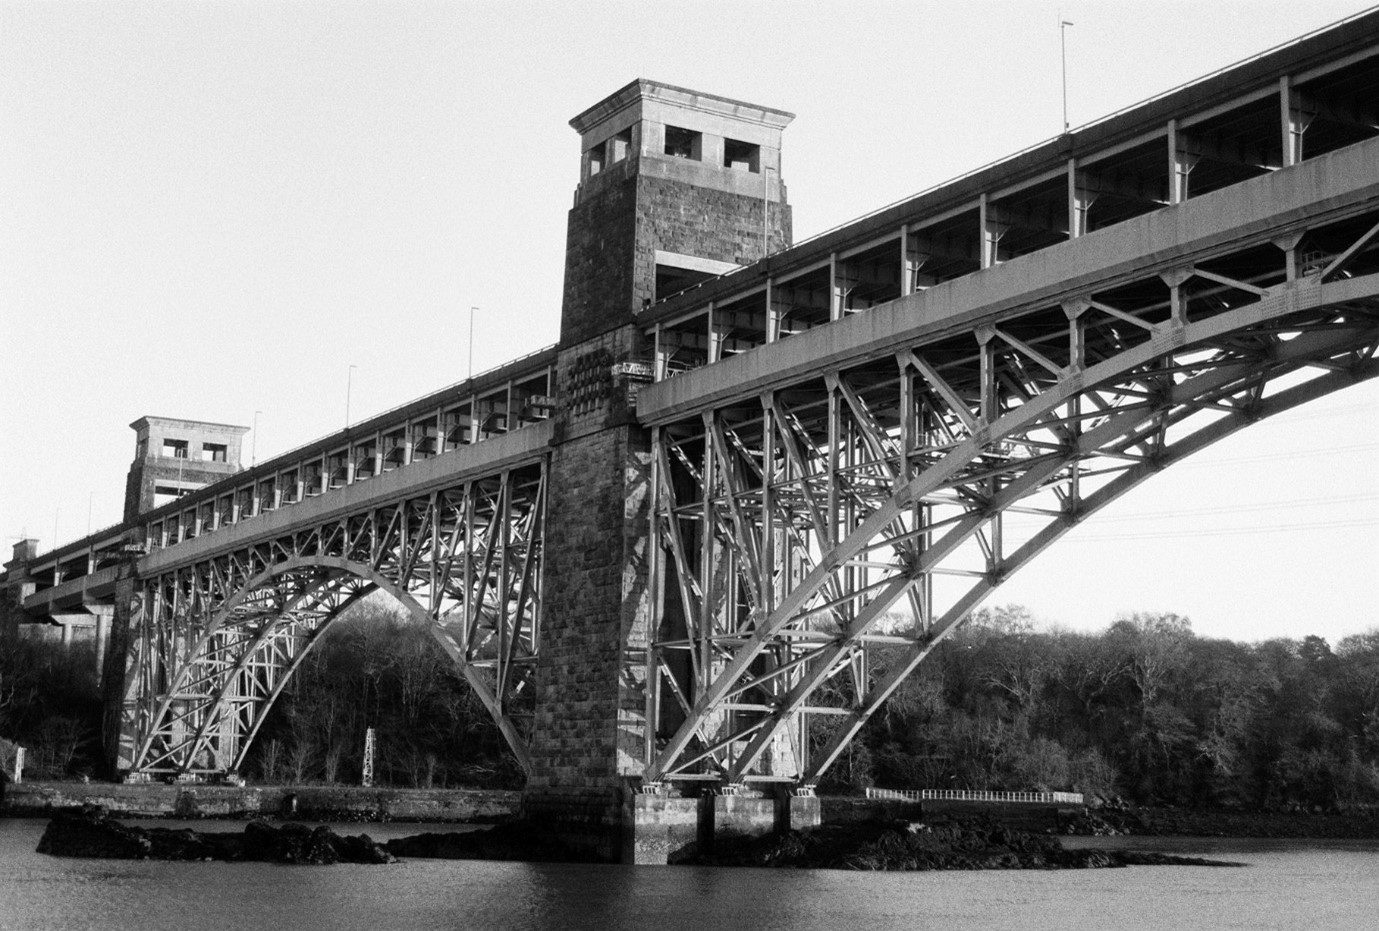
[824,606,1379,811]
[4,603,1377,811]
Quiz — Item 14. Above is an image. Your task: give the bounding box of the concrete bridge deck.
[639,133,1379,423]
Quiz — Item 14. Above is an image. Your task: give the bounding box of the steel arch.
[121,464,545,778]
[646,255,1379,784]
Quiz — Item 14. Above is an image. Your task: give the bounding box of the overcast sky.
[2,0,1376,643]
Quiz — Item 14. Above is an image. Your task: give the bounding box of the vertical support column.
[1168,119,1198,205]
[706,303,722,363]
[764,279,779,342]
[825,381,840,546]
[1067,160,1096,238]
[974,326,1001,574]
[1062,300,1089,511]
[975,327,998,424]
[698,412,717,692]
[1280,75,1313,168]
[653,324,667,379]
[827,253,838,322]
[901,227,931,295]
[979,194,1007,268]
[646,427,664,769]
[895,356,914,486]
[1273,232,1305,283]
[759,394,776,615]
[1161,269,1192,327]
[898,225,913,297]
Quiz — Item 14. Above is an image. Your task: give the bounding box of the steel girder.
[120,463,546,777]
[645,216,1379,786]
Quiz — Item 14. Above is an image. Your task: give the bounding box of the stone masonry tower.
[523,80,793,858]
[123,416,250,522]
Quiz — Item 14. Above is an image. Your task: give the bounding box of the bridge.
[4,11,1379,861]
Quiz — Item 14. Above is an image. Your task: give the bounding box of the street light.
[1060,17,1075,132]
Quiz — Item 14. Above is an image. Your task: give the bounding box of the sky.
[2,0,1377,644]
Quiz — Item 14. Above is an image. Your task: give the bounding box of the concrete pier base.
[624,788,821,865]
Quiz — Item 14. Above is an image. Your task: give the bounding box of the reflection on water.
[3,818,1378,930]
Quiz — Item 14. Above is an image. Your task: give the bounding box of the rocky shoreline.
[687,818,1241,870]
[37,807,397,865]
[36,807,1244,870]
[1061,805,1379,839]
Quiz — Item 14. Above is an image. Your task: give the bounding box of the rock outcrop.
[36,806,396,864]
[685,818,1242,870]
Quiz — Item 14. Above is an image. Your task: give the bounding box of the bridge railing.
[639,11,1379,385]
[136,346,558,558]
[7,346,559,596]
[865,787,1085,805]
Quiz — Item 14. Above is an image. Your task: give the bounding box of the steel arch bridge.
[3,16,1378,833]
[117,457,547,778]
[639,216,1379,787]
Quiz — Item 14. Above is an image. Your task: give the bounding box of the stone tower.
[123,417,250,522]
[523,80,793,858]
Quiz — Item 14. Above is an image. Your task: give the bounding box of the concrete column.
[1273,232,1305,282]
[767,279,789,341]
[653,324,668,378]
[829,253,842,320]
[1067,160,1097,238]
[91,604,114,687]
[979,194,1007,268]
[1280,75,1314,168]
[1168,119,1198,204]
[706,303,722,363]
[1161,268,1193,326]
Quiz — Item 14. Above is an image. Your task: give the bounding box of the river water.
[3,818,1378,930]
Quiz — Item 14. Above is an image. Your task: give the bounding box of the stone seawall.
[1,782,520,822]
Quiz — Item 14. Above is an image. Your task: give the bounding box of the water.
[3,818,1378,930]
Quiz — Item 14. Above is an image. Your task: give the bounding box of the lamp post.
[1060,17,1075,132]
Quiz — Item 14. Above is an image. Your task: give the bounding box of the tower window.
[588,144,605,177]
[608,127,632,164]
[724,138,760,173]
[162,439,188,459]
[664,125,702,161]
[201,443,228,462]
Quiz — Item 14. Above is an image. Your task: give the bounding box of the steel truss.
[645,212,1379,786]
[120,463,546,777]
